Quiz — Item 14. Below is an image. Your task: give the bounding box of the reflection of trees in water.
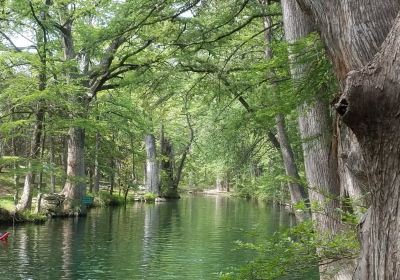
[142,204,159,265]
[214,195,224,227]
[16,227,28,278]
[61,218,75,279]
[142,202,181,275]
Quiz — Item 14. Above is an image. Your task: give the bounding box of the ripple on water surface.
[0,196,297,280]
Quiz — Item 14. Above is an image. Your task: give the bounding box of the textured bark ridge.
[298,0,400,80]
[335,14,400,279]
[337,125,367,215]
[62,127,86,214]
[295,0,400,277]
[282,1,342,232]
[282,1,354,279]
[275,114,307,209]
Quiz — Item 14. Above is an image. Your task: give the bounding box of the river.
[0,195,316,279]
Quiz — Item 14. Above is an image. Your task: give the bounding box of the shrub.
[95,191,125,207]
[143,192,156,202]
[220,221,359,280]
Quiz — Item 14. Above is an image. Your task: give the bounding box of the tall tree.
[296,1,400,278]
[16,1,48,211]
[260,1,307,213]
[281,0,353,278]
[145,134,159,195]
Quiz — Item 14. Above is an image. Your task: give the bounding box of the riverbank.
[0,207,46,224]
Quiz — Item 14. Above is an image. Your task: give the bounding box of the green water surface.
[0,195,315,279]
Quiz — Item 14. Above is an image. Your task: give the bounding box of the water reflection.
[0,196,301,280]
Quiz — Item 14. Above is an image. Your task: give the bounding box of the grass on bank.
[0,195,46,223]
[0,195,15,212]
[92,190,133,207]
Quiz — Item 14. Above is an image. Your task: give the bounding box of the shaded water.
[0,195,310,279]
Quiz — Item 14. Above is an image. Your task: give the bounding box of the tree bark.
[50,136,56,193]
[109,157,115,195]
[296,0,400,81]
[93,132,100,193]
[216,174,223,191]
[59,9,88,213]
[145,134,159,195]
[38,128,46,191]
[16,106,45,212]
[16,3,48,211]
[281,1,354,279]
[337,125,367,215]
[11,110,20,202]
[61,127,86,213]
[338,15,400,279]
[294,1,400,278]
[160,127,176,197]
[261,1,307,213]
[130,136,137,182]
[170,112,194,198]
[275,114,307,207]
[61,136,68,186]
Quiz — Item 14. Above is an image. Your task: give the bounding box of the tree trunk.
[93,132,100,193]
[16,107,45,212]
[145,134,159,195]
[337,125,367,216]
[170,108,194,198]
[216,174,223,192]
[261,2,307,211]
[160,129,176,198]
[38,128,46,191]
[11,112,20,201]
[61,136,68,186]
[296,0,400,81]
[339,17,400,279]
[276,114,307,206]
[88,166,93,193]
[50,136,56,193]
[61,127,86,213]
[109,157,115,195]
[16,5,48,210]
[281,1,355,279]
[59,9,87,213]
[130,136,137,182]
[295,1,400,278]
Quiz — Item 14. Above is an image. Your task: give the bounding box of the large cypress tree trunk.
[281,1,354,279]
[145,134,159,195]
[62,127,86,212]
[295,1,400,278]
[59,14,87,213]
[337,125,366,215]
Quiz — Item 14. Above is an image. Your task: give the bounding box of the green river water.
[0,195,317,279]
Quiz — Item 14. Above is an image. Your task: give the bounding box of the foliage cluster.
[94,191,126,207]
[221,221,359,280]
[143,192,157,202]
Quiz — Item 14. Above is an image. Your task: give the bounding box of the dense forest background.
[1,1,400,279]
